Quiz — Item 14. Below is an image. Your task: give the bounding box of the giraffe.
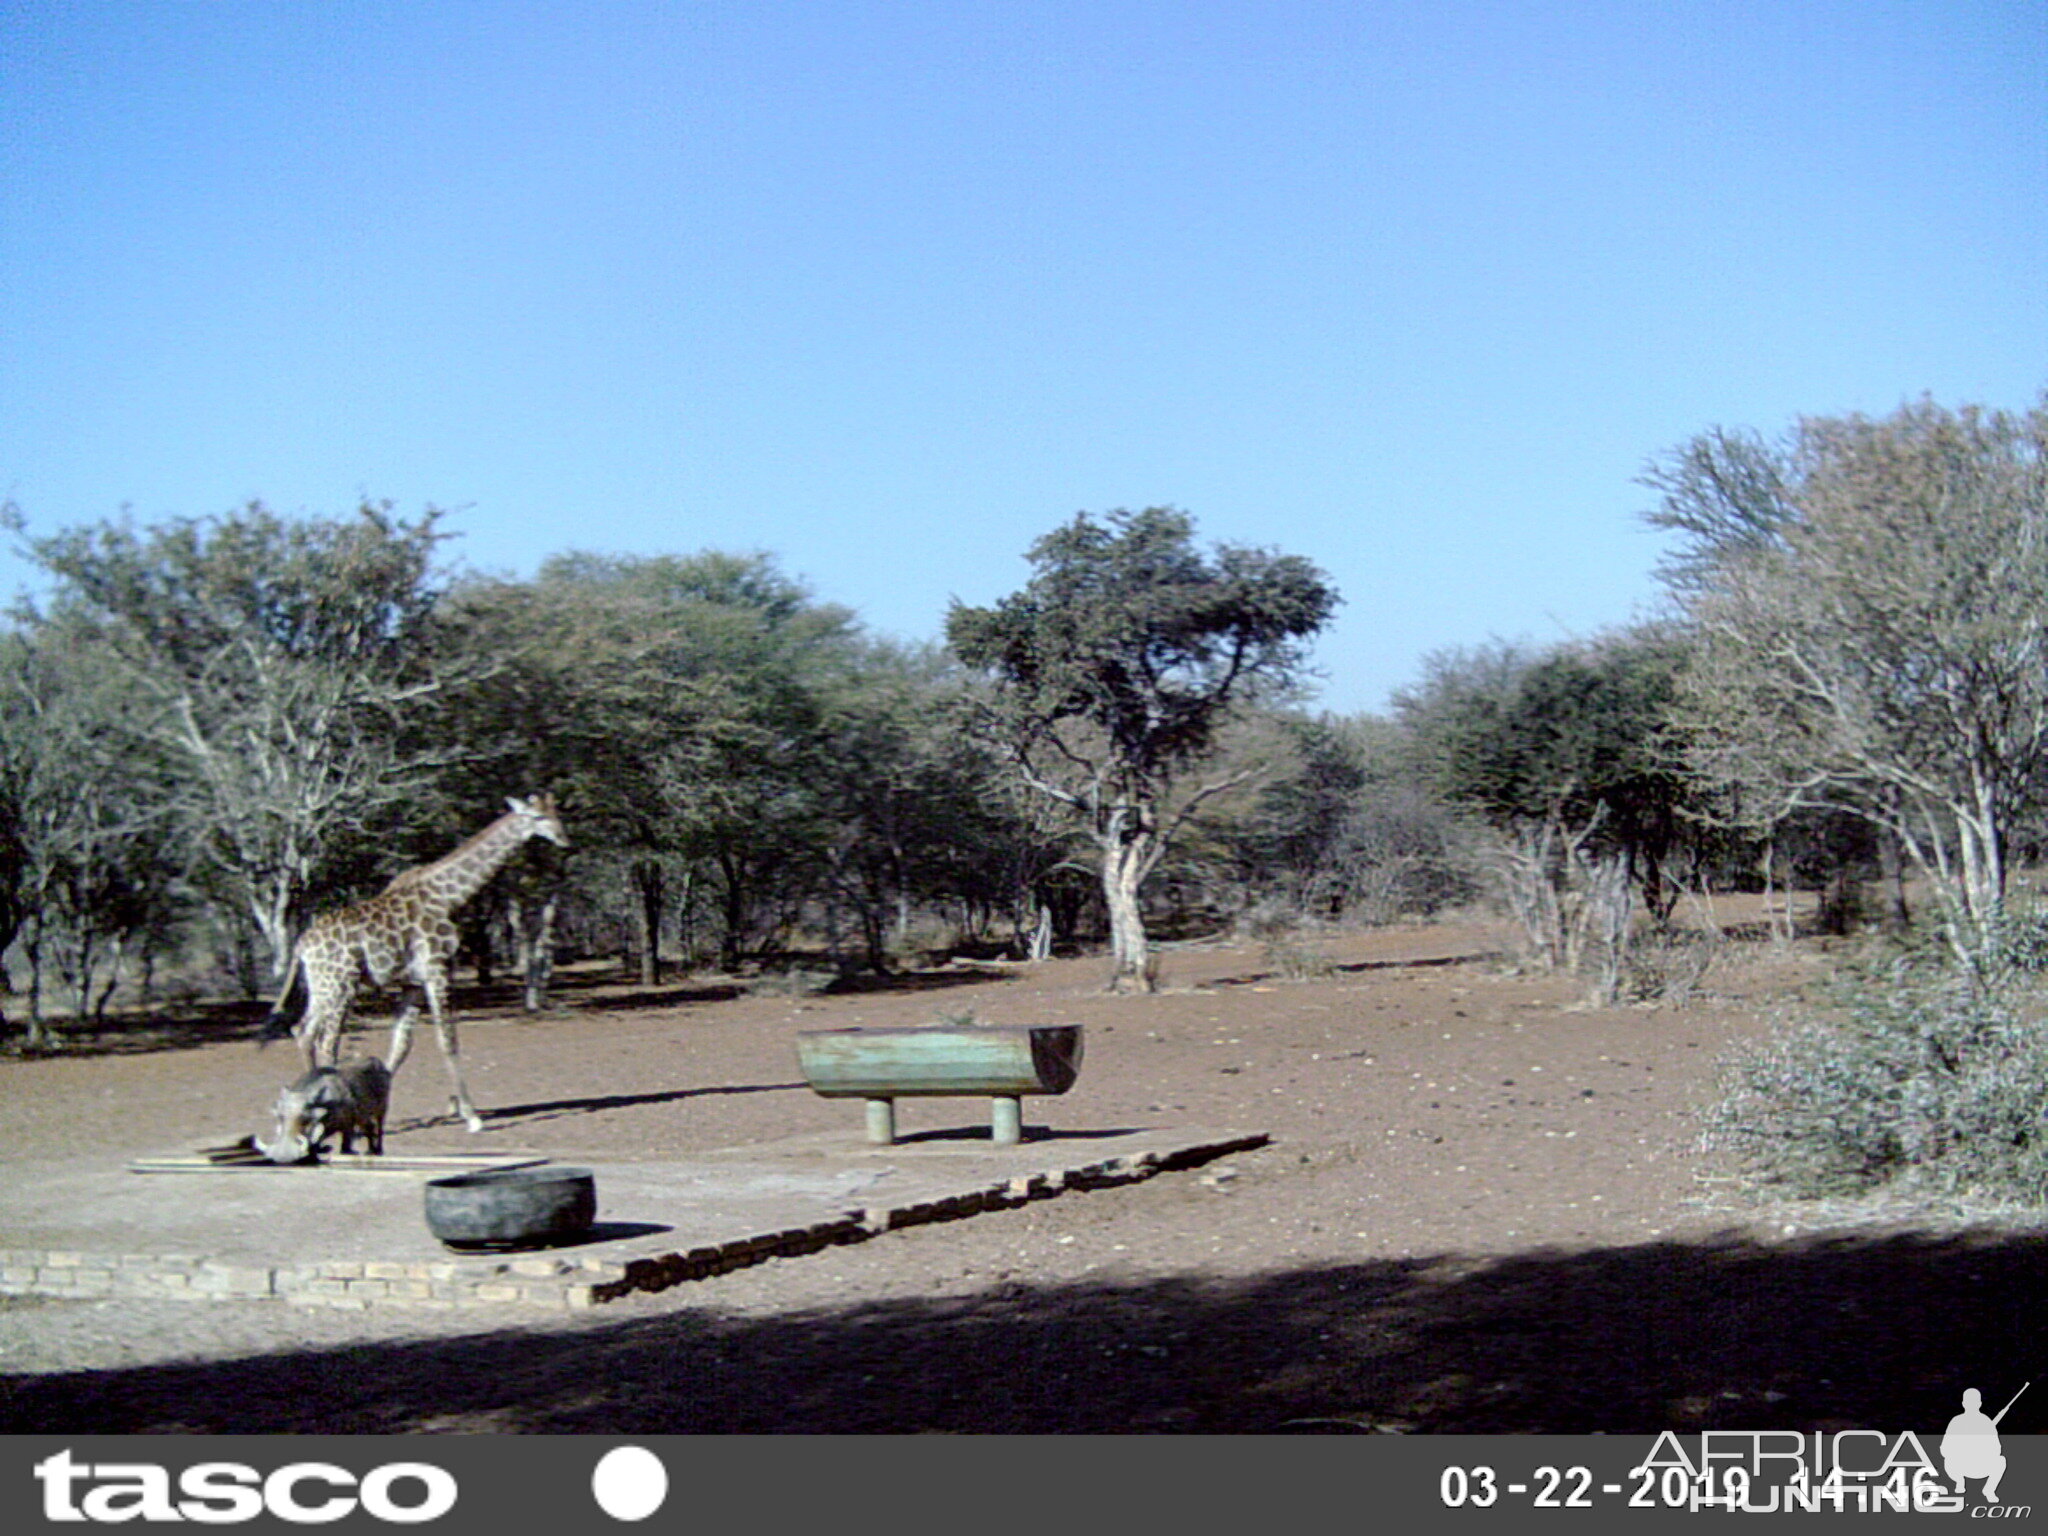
[270,794,568,1132]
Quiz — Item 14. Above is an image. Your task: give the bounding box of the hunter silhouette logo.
[1942,1382,2027,1506]
[1621,1387,2038,1514]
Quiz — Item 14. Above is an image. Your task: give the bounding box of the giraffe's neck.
[407,812,534,912]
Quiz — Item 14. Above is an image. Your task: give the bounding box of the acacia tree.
[0,656,26,1021]
[1394,630,1693,994]
[947,507,1338,992]
[449,550,865,978]
[802,640,1023,970]
[6,502,460,980]
[1228,712,1471,926]
[585,551,859,973]
[400,575,585,1003]
[1649,396,2048,969]
[0,622,188,1040]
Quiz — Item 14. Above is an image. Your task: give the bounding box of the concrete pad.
[0,1126,1266,1310]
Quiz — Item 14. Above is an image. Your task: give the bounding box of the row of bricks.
[3,1267,276,1297]
[0,1248,623,1280]
[1,1267,599,1308]
[282,1277,600,1309]
[1,1225,836,1309]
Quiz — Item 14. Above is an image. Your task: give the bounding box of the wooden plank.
[128,1145,548,1175]
[321,1153,547,1176]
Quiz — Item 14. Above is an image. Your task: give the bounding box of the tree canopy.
[1649,395,2048,966]
[5,502,459,978]
[948,507,1339,990]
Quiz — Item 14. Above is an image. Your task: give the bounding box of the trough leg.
[991,1095,1022,1145]
[864,1097,897,1145]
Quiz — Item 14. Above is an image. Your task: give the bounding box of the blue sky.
[3,2,2042,713]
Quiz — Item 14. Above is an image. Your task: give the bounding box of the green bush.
[743,967,838,998]
[1619,930,1717,1005]
[1986,910,2048,973]
[1706,966,2048,1203]
[1262,934,1337,982]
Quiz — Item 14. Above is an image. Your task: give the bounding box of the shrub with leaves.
[1619,930,1718,1006]
[1261,933,1337,982]
[1985,910,2048,974]
[743,967,837,998]
[1706,965,2048,1203]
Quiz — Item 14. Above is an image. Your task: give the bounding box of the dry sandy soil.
[4,915,2045,1435]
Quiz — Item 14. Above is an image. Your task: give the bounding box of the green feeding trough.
[796,1024,1084,1145]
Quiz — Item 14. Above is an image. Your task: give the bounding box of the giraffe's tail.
[257,950,305,1049]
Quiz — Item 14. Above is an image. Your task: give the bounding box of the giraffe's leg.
[386,990,422,1075]
[424,970,484,1133]
[295,975,347,1068]
[292,975,320,1067]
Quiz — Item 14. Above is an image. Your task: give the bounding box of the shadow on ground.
[3,961,1024,1060]
[1206,951,1503,988]
[442,1081,810,1132]
[5,1228,2039,1434]
[1,1001,278,1058]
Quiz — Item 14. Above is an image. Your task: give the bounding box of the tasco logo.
[32,1451,457,1524]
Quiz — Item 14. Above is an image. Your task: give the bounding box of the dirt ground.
[5,915,2046,1435]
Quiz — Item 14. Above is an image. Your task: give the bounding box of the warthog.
[256,1057,391,1164]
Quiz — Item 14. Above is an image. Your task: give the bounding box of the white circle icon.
[592,1445,669,1522]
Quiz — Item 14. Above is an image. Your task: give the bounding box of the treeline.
[3,390,2044,1042]
[0,503,1436,1040]
[1403,392,2048,998]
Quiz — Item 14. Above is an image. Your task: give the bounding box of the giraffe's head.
[508,793,569,848]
